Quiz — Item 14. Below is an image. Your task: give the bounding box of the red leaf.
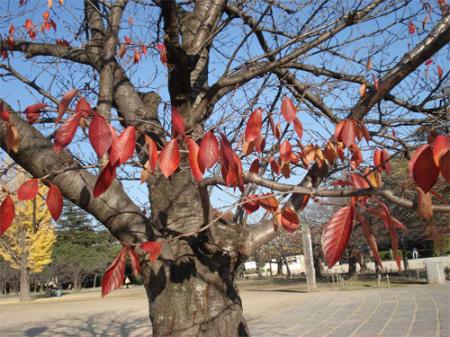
[293,117,303,140]
[258,193,278,212]
[242,195,260,214]
[198,131,219,169]
[89,112,112,157]
[133,50,141,64]
[145,135,158,175]
[46,183,63,221]
[322,206,354,268]
[437,65,443,80]
[102,246,127,297]
[219,134,244,190]
[93,162,117,198]
[56,89,78,124]
[249,158,259,174]
[140,241,161,262]
[351,173,369,189]
[158,139,180,178]
[357,214,383,269]
[270,158,280,175]
[409,144,439,193]
[281,97,296,123]
[185,137,204,182]
[425,59,433,66]
[255,135,265,153]
[280,208,299,233]
[17,179,39,201]
[379,202,401,271]
[0,195,15,237]
[53,111,82,153]
[75,97,91,117]
[439,151,450,184]
[171,106,185,138]
[335,119,356,148]
[25,103,47,124]
[349,144,363,169]
[0,102,10,122]
[109,126,136,166]
[432,135,450,167]
[408,21,416,34]
[244,108,263,143]
[128,248,141,277]
[279,140,292,164]
[156,43,167,64]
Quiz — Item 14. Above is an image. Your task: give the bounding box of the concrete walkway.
[248,284,450,337]
[1,283,448,337]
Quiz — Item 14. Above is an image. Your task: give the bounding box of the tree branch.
[0,100,152,245]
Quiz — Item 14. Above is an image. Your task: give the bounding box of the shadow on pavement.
[9,312,151,337]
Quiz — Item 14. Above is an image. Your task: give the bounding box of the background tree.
[0,185,55,302]
[0,1,449,336]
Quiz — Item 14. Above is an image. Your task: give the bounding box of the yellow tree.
[0,185,56,302]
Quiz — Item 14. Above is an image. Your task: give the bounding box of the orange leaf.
[258,193,278,211]
[244,108,263,143]
[280,207,299,233]
[359,83,367,97]
[279,140,292,164]
[140,241,161,262]
[293,117,303,140]
[281,97,296,123]
[158,139,180,178]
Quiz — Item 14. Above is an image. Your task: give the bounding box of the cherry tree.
[1,0,449,336]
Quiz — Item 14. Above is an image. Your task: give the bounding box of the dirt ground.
[0,282,307,337]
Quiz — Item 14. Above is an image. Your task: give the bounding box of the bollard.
[377,274,381,287]
[386,274,390,288]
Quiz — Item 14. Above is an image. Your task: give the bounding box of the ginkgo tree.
[0,0,449,336]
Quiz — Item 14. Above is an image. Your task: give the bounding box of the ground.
[1,282,449,337]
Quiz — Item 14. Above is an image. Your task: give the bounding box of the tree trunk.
[19,228,31,302]
[302,223,316,290]
[143,163,250,337]
[348,248,358,278]
[283,256,291,278]
[276,257,283,276]
[141,239,249,337]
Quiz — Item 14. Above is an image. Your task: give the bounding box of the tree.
[0,185,55,301]
[0,1,449,336]
[52,203,118,291]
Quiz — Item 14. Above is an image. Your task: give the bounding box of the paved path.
[1,283,448,337]
[248,284,450,337]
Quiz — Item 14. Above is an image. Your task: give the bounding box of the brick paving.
[248,284,450,337]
